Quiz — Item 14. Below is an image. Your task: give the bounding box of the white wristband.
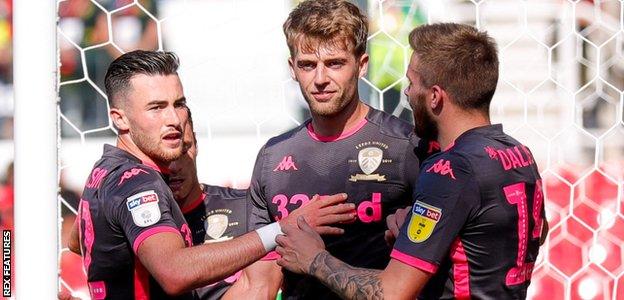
[256,222,283,252]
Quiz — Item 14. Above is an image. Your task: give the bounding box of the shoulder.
[102,163,168,201]
[366,107,414,140]
[203,184,247,200]
[263,122,308,151]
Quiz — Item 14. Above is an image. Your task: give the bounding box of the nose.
[164,105,182,128]
[403,86,409,97]
[314,65,329,86]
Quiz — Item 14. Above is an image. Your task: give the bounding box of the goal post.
[13,0,58,298]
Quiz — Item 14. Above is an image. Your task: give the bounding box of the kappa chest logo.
[426,159,456,180]
[273,155,298,172]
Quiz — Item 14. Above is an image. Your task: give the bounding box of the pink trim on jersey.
[261,250,281,261]
[79,200,95,274]
[450,238,471,299]
[444,141,456,152]
[88,281,107,299]
[390,249,438,273]
[181,193,206,214]
[306,118,368,142]
[134,257,150,300]
[133,226,181,254]
[141,160,171,174]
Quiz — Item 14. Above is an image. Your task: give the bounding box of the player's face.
[289,41,368,117]
[405,54,439,141]
[124,74,188,163]
[168,124,198,201]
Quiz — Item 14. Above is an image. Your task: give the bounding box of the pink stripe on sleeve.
[390,249,438,273]
[133,226,181,254]
[261,251,281,261]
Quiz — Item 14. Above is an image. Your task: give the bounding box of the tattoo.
[309,251,383,300]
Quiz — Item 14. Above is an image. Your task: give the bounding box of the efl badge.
[358,147,383,175]
[407,201,442,243]
[205,214,229,240]
[126,190,161,227]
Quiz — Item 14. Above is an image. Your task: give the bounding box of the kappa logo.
[407,201,442,243]
[118,168,149,186]
[273,155,298,172]
[426,159,456,180]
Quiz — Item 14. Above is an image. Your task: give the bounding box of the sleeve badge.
[126,190,161,227]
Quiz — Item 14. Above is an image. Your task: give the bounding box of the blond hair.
[283,0,368,57]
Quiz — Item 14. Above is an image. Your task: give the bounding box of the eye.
[297,62,315,71]
[327,61,344,69]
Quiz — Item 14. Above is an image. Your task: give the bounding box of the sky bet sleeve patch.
[126,190,161,227]
[407,201,442,243]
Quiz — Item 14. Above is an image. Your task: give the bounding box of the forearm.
[309,251,384,300]
[223,261,282,300]
[175,232,267,290]
[141,230,268,295]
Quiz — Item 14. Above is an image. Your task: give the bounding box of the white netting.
[57,0,624,299]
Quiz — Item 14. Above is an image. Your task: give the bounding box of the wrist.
[308,250,330,276]
[256,222,283,252]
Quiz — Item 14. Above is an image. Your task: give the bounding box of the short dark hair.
[104,50,180,108]
[283,0,368,57]
[408,23,499,113]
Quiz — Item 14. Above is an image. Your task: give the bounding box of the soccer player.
[168,114,265,300]
[237,1,426,299]
[72,50,357,299]
[274,23,547,299]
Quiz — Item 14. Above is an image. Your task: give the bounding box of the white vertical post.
[13,0,58,298]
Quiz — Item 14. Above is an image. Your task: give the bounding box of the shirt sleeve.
[247,144,273,230]
[391,152,479,273]
[103,166,182,254]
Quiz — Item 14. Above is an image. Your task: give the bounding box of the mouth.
[168,177,184,191]
[162,131,182,146]
[311,91,336,102]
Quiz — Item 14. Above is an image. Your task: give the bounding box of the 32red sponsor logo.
[271,192,382,223]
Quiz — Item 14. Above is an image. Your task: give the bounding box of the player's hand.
[282,193,356,235]
[276,216,326,275]
[384,206,410,246]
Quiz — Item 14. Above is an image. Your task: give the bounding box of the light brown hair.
[409,23,499,113]
[283,0,368,57]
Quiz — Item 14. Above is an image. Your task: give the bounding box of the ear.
[288,57,297,81]
[110,107,130,131]
[357,53,369,78]
[430,85,445,110]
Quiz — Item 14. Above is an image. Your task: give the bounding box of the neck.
[437,110,490,151]
[179,183,204,210]
[116,134,167,170]
[310,99,369,137]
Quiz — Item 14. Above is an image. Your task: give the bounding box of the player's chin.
[157,146,184,163]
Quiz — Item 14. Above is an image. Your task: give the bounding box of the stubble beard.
[413,93,439,141]
[132,129,183,164]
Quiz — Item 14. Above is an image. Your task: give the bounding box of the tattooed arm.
[276,216,431,300]
[308,251,383,299]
